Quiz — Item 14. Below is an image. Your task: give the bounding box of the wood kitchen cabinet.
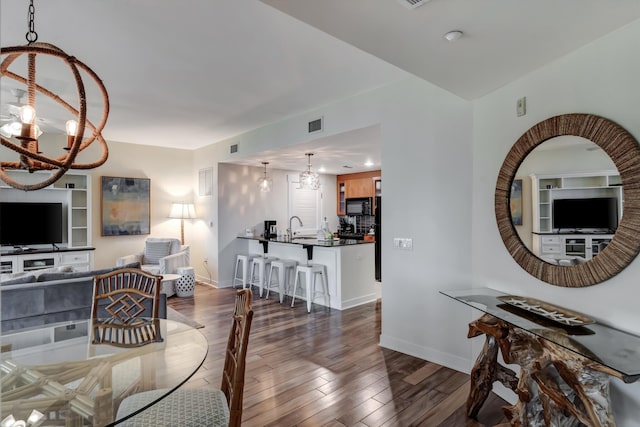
[336,170,381,215]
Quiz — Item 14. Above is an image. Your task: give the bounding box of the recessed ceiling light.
[364,160,374,167]
[318,166,326,173]
[443,30,463,42]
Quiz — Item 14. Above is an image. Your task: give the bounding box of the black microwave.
[346,197,372,216]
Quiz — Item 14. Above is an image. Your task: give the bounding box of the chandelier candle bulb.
[65,120,78,150]
[19,105,36,125]
[18,105,36,139]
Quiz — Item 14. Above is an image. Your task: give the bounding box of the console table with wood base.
[441,288,640,427]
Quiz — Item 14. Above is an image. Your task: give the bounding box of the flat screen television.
[552,197,618,232]
[0,202,63,246]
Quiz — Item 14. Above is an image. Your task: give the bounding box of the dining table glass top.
[0,317,208,426]
[440,287,640,383]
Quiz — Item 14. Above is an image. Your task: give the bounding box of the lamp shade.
[168,203,196,219]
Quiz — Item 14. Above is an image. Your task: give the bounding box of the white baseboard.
[340,294,379,310]
[195,275,219,287]
[379,333,471,374]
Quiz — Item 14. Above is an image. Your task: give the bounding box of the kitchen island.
[237,236,378,310]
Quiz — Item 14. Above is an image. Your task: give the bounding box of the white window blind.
[288,176,322,236]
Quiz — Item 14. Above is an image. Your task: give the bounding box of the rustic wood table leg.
[467,314,518,419]
[467,334,500,418]
[466,313,620,426]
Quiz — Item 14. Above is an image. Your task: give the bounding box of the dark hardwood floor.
[168,284,509,426]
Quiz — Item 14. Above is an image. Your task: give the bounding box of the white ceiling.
[224,125,382,175]
[2,0,640,174]
[264,0,640,100]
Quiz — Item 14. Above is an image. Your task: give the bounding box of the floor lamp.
[168,202,196,245]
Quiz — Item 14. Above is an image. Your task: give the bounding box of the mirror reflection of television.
[552,197,618,232]
[0,202,63,246]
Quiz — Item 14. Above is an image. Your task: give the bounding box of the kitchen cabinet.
[346,176,374,198]
[337,179,346,215]
[336,170,381,215]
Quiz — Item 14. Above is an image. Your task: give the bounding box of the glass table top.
[1,318,208,426]
[441,288,640,383]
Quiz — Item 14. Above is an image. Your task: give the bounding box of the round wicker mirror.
[495,113,640,287]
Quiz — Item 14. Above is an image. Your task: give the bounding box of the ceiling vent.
[308,117,323,134]
[230,143,238,154]
[397,0,430,10]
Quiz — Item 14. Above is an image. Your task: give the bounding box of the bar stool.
[291,263,329,312]
[266,259,297,303]
[232,254,259,289]
[249,255,278,297]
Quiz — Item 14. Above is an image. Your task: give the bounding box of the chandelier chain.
[26,0,38,44]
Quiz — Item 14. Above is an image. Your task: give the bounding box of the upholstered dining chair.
[116,289,254,427]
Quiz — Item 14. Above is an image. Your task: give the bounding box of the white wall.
[88,140,195,269]
[193,76,474,371]
[473,19,640,424]
[0,136,195,270]
[216,162,337,287]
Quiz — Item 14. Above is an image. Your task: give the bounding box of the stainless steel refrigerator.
[375,196,381,282]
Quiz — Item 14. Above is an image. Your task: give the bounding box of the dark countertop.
[238,235,373,247]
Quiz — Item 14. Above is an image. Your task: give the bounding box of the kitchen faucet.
[288,216,303,240]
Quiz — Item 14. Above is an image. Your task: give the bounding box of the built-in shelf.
[0,171,92,249]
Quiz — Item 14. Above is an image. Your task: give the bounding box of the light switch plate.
[394,238,413,250]
[516,97,526,117]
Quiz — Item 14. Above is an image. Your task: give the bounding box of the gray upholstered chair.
[116,289,254,427]
[115,237,190,275]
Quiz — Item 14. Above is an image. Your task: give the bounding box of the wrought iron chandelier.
[298,153,320,190]
[257,161,272,192]
[0,0,109,191]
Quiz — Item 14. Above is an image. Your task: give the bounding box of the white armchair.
[116,237,190,275]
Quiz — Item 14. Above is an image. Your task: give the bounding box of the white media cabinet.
[1,248,95,274]
[529,170,621,262]
[1,171,94,273]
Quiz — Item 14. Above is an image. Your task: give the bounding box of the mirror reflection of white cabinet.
[530,170,622,233]
[533,234,613,263]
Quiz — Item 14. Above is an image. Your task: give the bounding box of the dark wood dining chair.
[91,268,163,345]
[116,289,254,427]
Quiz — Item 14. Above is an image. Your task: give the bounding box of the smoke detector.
[397,0,430,10]
[443,30,463,42]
